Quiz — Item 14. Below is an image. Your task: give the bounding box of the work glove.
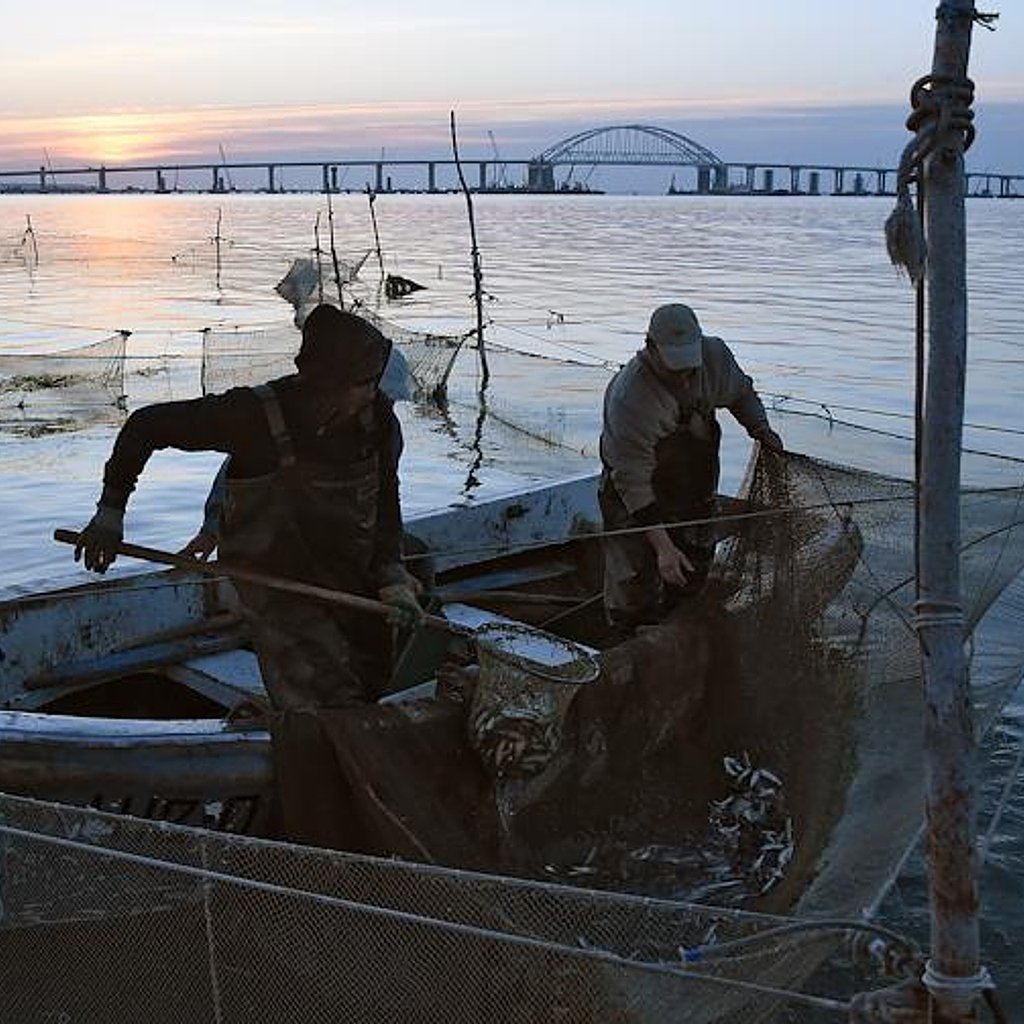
[752,426,784,454]
[74,504,124,574]
[379,581,425,630]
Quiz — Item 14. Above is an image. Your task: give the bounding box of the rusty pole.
[915,2,990,1018]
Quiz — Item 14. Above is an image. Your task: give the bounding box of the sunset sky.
[2,1,1021,173]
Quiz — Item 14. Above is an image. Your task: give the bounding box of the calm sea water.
[1,192,1023,1006]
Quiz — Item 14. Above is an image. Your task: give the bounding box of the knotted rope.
[884,6,998,284]
[884,72,975,284]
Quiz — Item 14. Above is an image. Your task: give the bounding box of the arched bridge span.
[535,125,724,167]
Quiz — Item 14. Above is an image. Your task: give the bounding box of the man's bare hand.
[647,525,695,588]
[178,529,218,561]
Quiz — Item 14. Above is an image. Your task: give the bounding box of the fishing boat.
[2,409,1021,1021]
[0,471,605,837]
[2,411,1021,919]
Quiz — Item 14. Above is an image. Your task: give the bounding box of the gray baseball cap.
[647,303,704,370]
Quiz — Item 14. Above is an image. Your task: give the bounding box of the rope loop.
[884,69,975,284]
[902,73,976,178]
[922,961,995,1012]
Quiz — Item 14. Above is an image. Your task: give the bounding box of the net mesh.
[2,411,1024,1019]
[0,332,127,435]
[0,218,39,269]
[354,302,471,399]
[443,341,614,457]
[0,791,851,1024]
[695,409,1024,924]
[200,309,470,399]
[468,623,602,778]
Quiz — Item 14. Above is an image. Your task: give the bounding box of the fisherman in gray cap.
[599,302,782,635]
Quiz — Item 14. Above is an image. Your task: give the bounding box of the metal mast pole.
[915,2,988,1018]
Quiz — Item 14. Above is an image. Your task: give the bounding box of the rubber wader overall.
[218,383,392,848]
[600,408,721,631]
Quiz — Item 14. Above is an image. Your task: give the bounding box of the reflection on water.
[2,193,1021,580]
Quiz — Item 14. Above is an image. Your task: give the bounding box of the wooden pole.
[325,186,345,309]
[367,188,386,282]
[212,207,223,291]
[313,211,325,303]
[915,2,988,1017]
[449,110,489,387]
[52,529,464,638]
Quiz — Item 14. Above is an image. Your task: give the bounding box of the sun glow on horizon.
[0,93,924,170]
[0,110,206,167]
[0,88,1021,176]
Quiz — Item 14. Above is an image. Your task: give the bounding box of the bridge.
[1,124,1020,198]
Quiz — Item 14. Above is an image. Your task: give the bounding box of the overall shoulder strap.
[252,383,297,468]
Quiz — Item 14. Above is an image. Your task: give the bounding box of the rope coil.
[912,598,965,632]
[884,71,977,284]
[922,960,995,1007]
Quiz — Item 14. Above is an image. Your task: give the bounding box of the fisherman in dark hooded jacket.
[74,303,420,710]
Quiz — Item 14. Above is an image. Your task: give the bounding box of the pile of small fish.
[542,752,794,905]
[707,751,794,897]
[468,695,563,778]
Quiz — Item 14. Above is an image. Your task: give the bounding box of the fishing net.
[1,410,1023,1020]
[353,302,471,400]
[203,253,469,399]
[468,622,601,778]
[698,407,1024,922]
[200,309,469,400]
[443,341,615,458]
[200,323,300,395]
[0,332,127,435]
[0,218,39,269]
[0,790,867,1024]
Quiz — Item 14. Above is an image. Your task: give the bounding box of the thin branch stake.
[367,188,386,282]
[210,208,224,292]
[326,186,345,309]
[450,110,489,387]
[313,212,324,303]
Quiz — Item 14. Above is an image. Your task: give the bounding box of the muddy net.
[452,406,1024,917]
[0,332,127,435]
[688,408,1024,922]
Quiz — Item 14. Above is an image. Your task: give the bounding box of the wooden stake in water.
[367,188,386,283]
[212,208,223,291]
[313,211,325,303]
[326,185,344,309]
[449,110,489,388]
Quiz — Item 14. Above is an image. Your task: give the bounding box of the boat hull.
[0,473,604,836]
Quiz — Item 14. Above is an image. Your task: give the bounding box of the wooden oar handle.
[53,528,465,638]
